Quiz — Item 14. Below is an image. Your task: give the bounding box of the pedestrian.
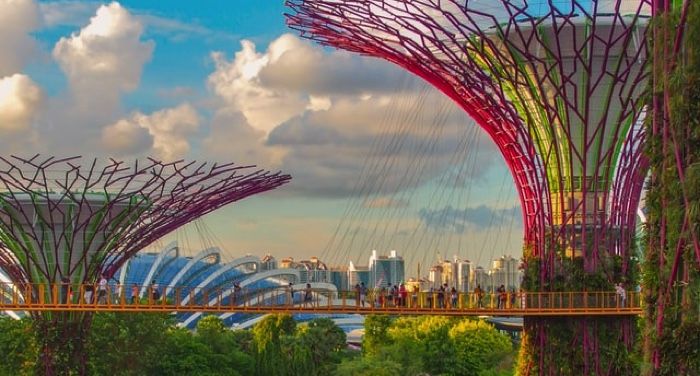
[451,287,458,308]
[399,283,407,307]
[615,283,626,308]
[97,274,108,304]
[411,285,418,308]
[360,282,367,307]
[60,277,70,304]
[437,284,445,308]
[304,283,313,307]
[114,282,122,304]
[497,284,506,309]
[442,283,450,308]
[130,283,139,304]
[287,282,294,305]
[509,288,516,309]
[474,284,483,308]
[151,280,160,302]
[354,283,361,306]
[233,282,242,306]
[84,283,94,304]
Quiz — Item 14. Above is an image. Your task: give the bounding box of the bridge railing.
[0,282,641,313]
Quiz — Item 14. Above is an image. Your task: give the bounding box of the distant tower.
[0,155,290,373]
[287,1,650,373]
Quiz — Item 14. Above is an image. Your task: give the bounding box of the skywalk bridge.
[0,283,642,317]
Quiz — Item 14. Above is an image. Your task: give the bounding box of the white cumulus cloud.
[208,35,311,135]
[0,0,40,76]
[102,103,199,160]
[52,2,154,113]
[0,74,44,134]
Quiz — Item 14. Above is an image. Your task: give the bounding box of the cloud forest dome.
[288,0,651,259]
[0,155,291,287]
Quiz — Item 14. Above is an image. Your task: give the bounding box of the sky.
[0,0,523,273]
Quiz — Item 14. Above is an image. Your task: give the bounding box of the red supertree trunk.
[286,1,652,374]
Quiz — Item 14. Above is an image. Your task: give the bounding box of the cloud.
[0,74,44,134]
[0,0,40,76]
[204,33,498,198]
[363,197,409,209]
[257,35,408,96]
[208,39,309,134]
[102,103,199,160]
[418,205,521,233]
[52,2,154,113]
[267,94,495,197]
[38,1,99,28]
[200,109,279,167]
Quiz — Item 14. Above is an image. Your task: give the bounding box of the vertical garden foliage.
[643,1,700,375]
[518,250,639,375]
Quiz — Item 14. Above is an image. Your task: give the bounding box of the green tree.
[295,318,347,375]
[0,316,36,375]
[87,312,173,376]
[335,357,403,376]
[449,319,513,375]
[362,315,393,356]
[195,315,253,375]
[155,327,215,376]
[251,314,297,376]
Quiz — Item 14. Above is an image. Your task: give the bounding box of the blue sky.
[1,0,522,273]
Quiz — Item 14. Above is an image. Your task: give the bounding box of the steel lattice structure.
[286,1,652,374]
[0,155,290,291]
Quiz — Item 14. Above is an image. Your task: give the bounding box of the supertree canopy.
[0,155,290,287]
[286,0,651,374]
[0,155,290,374]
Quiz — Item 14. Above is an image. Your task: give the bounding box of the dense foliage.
[642,1,700,375]
[0,313,515,376]
[519,249,639,375]
[352,315,516,376]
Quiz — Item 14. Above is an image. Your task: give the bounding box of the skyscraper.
[368,250,405,288]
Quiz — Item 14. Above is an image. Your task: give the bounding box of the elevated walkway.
[0,283,643,317]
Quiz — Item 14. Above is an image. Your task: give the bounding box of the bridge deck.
[0,284,643,317]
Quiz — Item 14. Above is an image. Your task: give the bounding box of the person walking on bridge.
[615,283,627,308]
[360,282,367,307]
[474,285,484,308]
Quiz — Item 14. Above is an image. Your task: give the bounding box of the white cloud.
[202,33,497,197]
[0,0,40,76]
[208,36,311,135]
[52,2,154,113]
[102,103,199,160]
[38,1,99,28]
[0,74,44,134]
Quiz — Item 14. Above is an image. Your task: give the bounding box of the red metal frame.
[285,1,654,374]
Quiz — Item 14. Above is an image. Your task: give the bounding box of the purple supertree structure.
[286,0,651,374]
[0,155,290,374]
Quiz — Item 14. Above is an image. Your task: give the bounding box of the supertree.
[286,1,651,374]
[0,155,290,375]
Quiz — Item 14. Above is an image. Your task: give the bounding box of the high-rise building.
[428,265,443,287]
[329,266,349,291]
[489,255,521,290]
[347,261,369,288]
[471,266,490,292]
[368,250,405,288]
[453,258,472,292]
